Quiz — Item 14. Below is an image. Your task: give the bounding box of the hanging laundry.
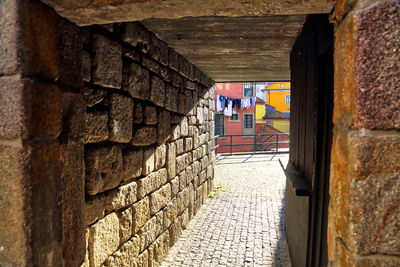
[224,99,233,116]
[224,97,230,108]
[241,98,251,109]
[216,95,225,112]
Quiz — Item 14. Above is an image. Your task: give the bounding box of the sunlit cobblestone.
[161,154,292,267]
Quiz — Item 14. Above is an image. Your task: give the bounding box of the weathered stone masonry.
[0,1,215,266]
[328,1,400,266]
[81,22,216,267]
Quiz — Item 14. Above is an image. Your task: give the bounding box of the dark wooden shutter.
[285,14,333,267]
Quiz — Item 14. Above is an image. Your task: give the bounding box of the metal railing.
[214,133,289,155]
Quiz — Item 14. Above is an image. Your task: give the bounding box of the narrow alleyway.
[161,154,292,267]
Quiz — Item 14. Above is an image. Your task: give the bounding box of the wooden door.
[284,14,333,267]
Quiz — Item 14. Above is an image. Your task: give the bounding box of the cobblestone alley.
[161,154,292,267]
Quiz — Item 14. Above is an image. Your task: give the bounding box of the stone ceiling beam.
[40,0,335,26]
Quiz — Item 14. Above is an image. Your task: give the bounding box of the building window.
[285,95,291,104]
[244,114,253,128]
[267,120,273,127]
[243,82,254,97]
[229,114,239,121]
[243,113,254,135]
[215,114,224,136]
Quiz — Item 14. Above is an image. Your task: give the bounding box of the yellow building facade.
[256,82,291,133]
[264,82,291,113]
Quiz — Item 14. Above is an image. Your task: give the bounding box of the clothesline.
[216,95,256,116]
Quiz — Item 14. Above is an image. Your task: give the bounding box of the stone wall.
[80,21,216,267]
[328,0,400,266]
[0,1,215,266]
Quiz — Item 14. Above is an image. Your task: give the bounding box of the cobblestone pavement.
[161,153,292,267]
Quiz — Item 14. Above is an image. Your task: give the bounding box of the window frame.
[242,112,255,137]
[214,113,225,138]
[229,113,240,122]
[285,94,291,104]
[243,82,254,98]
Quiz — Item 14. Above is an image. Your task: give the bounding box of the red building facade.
[214,83,257,153]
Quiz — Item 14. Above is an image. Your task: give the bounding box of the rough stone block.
[186,80,196,90]
[160,66,171,82]
[0,0,19,75]
[175,139,184,155]
[189,116,197,126]
[172,71,184,88]
[132,126,157,146]
[132,197,150,233]
[24,80,64,139]
[150,184,172,215]
[166,143,177,179]
[199,170,207,186]
[178,54,190,78]
[155,144,167,170]
[184,137,193,152]
[122,22,149,53]
[353,1,400,129]
[157,110,171,144]
[85,145,123,195]
[180,117,189,136]
[168,48,179,71]
[186,165,194,184]
[122,149,143,181]
[150,75,166,107]
[144,105,157,125]
[177,187,190,214]
[176,153,190,174]
[142,147,155,176]
[170,125,181,141]
[133,101,143,123]
[197,107,204,125]
[179,89,192,115]
[118,207,133,244]
[84,111,108,143]
[123,46,140,61]
[163,199,178,232]
[165,85,179,112]
[105,181,137,211]
[124,62,150,100]
[138,211,163,252]
[137,250,149,267]
[142,56,160,74]
[203,107,209,121]
[343,132,400,255]
[148,33,162,62]
[192,161,201,177]
[207,164,213,179]
[108,93,133,143]
[149,231,169,266]
[0,78,25,138]
[178,170,187,191]
[180,209,190,229]
[90,213,120,266]
[82,87,106,107]
[103,235,140,266]
[169,221,182,247]
[92,33,122,89]
[84,195,106,226]
[137,168,168,199]
[82,51,91,82]
[170,176,180,197]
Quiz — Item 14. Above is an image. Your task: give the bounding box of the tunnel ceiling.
[142,16,306,82]
[40,0,334,26]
